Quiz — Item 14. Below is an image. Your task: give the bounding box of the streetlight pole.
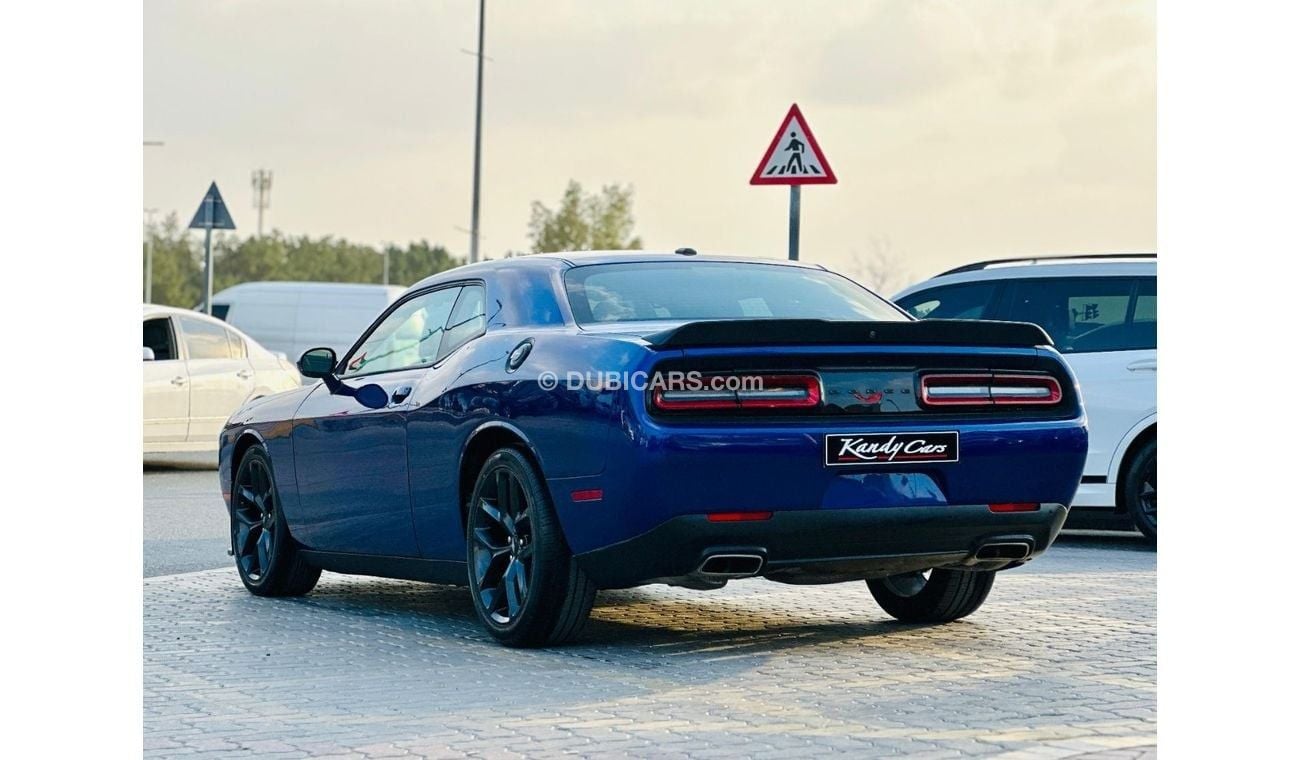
[468,0,486,263]
[251,169,273,238]
[144,208,159,302]
[144,141,164,302]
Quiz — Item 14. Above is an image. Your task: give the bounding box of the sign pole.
[188,182,235,314]
[788,185,801,261]
[203,224,213,315]
[749,104,836,263]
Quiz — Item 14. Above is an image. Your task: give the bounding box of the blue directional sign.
[188,182,236,230]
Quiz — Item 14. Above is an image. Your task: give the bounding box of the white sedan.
[143,305,301,453]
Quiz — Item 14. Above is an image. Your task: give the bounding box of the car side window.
[1005,277,1144,353]
[437,285,487,362]
[895,282,1000,320]
[342,286,462,377]
[143,317,178,361]
[226,329,247,359]
[179,317,235,360]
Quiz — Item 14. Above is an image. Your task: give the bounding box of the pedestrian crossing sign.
[749,104,837,185]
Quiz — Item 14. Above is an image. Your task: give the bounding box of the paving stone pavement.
[144,545,1154,758]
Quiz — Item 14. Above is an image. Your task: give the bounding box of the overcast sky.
[144,0,1154,286]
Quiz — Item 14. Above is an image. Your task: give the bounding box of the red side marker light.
[571,489,603,503]
[706,511,774,522]
[988,502,1040,513]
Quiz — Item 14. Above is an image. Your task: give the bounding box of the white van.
[210,282,405,362]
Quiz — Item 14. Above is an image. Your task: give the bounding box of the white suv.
[894,255,1156,540]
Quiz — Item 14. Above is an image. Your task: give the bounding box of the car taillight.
[920,373,1062,407]
[651,373,822,412]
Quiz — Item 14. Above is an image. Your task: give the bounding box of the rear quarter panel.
[406,328,641,561]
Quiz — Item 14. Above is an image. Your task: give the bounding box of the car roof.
[212,281,405,297]
[142,304,266,349]
[895,256,1156,300]
[407,251,824,291]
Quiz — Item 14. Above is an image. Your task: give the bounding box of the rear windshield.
[564,261,907,325]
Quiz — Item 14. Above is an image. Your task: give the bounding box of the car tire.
[231,445,321,597]
[867,569,995,623]
[466,448,597,648]
[1124,440,1157,542]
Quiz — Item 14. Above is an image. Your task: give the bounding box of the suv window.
[1006,277,1154,353]
[895,282,1000,320]
[342,286,462,377]
[437,284,487,362]
[180,316,235,360]
[143,317,177,361]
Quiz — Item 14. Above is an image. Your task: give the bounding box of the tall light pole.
[251,169,273,238]
[468,0,486,263]
[143,208,159,303]
[143,141,164,302]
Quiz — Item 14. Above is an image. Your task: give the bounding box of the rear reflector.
[988,502,1040,513]
[652,373,821,412]
[570,489,603,502]
[706,511,774,522]
[921,373,1062,407]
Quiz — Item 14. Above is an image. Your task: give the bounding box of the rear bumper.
[574,503,1069,589]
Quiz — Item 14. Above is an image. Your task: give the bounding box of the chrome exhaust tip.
[974,542,1033,561]
[697,553,765,577]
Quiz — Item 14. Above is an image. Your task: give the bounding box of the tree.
[143,213,203,307]
[849,236,912,296]
[527,180,643,253]
[385,241,460,286]
[143,221,464,309]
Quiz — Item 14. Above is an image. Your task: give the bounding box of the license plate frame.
[824,431,960,466]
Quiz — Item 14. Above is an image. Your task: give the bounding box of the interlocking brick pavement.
[144,542,1155,758]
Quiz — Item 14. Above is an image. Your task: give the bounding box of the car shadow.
[144,453,218,471]
[277,577,965,663]
[1054,530,1155,553]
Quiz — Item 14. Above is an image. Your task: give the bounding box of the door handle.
[170,376,186,386]
[390,385,413,405]
[237,369,254,379]
[1126,360,1156,372]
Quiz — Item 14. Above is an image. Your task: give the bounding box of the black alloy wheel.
[231,445,320,596]
[470,465,535,624]
[233,455,278,582]
[466,448,596,647]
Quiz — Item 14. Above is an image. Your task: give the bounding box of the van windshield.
[564,261,907,325]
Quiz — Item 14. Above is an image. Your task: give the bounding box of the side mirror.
[297,347,337,379]
[143,346,156,361]
[300,346,390,410]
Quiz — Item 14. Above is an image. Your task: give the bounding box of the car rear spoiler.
[645,319,1053,349]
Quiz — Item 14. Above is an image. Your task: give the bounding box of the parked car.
[218,252,1086,647]
[144,305,301,453]
[209,281,405,361]
[894,254,1156,540]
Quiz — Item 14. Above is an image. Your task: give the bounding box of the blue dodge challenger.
[219,252,1087,647]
